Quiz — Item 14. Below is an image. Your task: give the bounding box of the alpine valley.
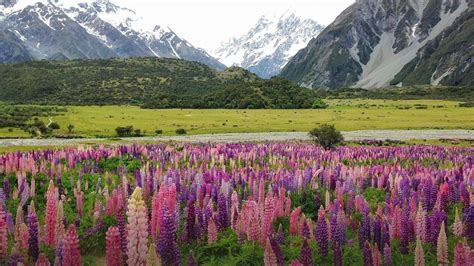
[280,0,474,89]
[0,0,226,69]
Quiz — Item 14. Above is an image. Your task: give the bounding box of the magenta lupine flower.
[62,224,81,266]
[261,193,275,244]
[400,206,409,254]
[264,238,278,266]
[106,226,122,266]
[290,207,301,236]
[299,238,313,266]
[157,206,181,265]
[0,206,7,259]
[436,221,448,266]
[453,240,470,266]
[187,251,197,266]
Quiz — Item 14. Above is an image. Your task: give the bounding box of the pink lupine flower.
[36,253,50,266]
[436,221,448,266]
[62,224,81,266]
[289,207,301,236]
[261,193,275,244]
[453,207,464,237]
[126,187,148,266]
[55,200,65,245]
[264,238,277,266]
[106,226,122,266]
[415,237,425,266]
[44,180,58,247]
[208,218,218,244]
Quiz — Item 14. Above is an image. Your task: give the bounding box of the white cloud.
[114,0,355,51]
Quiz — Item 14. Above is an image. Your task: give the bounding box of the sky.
[114,0,355,51]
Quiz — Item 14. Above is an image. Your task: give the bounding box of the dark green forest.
[0,58,320,109]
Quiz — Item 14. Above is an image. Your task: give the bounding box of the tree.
[115,126,134,137]
[312,98,328,109]
[309,124,344,150]
[175,128,187,135]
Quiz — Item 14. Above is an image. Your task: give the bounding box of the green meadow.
[1,99,470,138]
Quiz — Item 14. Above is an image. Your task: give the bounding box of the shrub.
[155,129,163,135]
[309,124,344,150]
[49,122,60,130]
[175,128,187,135]
[312,98,328,109]
[134,129,142,137]
[115,126,134,137]
[67,124,75,134]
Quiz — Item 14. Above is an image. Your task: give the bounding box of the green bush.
[309,124,344,150]
[312,98,328,109]
[155,129,163,135]
[115,126,134,137]
[49,122,60,129]
[175,128,187,135]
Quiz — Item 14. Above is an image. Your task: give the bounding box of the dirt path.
[0,130,472,147]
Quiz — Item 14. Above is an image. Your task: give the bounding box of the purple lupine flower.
[358,215,370,249]
[333,241,343,266]
[363,241,372,266]
[185,200,196,242]
[270,237,284,266]
[54,239,63,266]
[301,220,311,239]
[383,243,392,266]
[28,209,39,261]
[299,238,313,266]
[7,250,24,266]
[275,224,285,245]
[315,215,328,256]
[400,206,409,254]
[373,217,382,250]
[6,212,13,235]
[117,209,128,263]
[3,179,9,200]
[217,193,228,230]
[463,204,474,242]
[157,206,181,266]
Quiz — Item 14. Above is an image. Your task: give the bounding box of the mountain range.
[1,0,473,90]
[0,0,225,69]
[280,0,473,89]
[214,11,324,78]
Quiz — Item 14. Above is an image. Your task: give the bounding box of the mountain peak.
[214,11,324,78]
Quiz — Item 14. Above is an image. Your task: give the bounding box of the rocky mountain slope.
[280,0,472,89]
[214,11,324,78]
[0,0,225,69]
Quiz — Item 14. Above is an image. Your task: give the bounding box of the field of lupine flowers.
[0,142,473,265]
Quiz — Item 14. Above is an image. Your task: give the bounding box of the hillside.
[0,57,319,108]
[280,0,473,89]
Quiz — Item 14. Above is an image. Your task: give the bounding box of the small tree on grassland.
[309,124,344,150]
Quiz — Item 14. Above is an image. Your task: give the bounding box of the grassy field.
[1,99,473,138]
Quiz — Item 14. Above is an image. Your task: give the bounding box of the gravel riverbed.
[0,130,472,147]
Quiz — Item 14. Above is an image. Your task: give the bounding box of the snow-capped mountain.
[0,0,225,69]
[214,11,324,78]
[281,0,473,89]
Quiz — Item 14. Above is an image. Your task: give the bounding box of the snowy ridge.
[0,0,225,69]
[214,10,324,78]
